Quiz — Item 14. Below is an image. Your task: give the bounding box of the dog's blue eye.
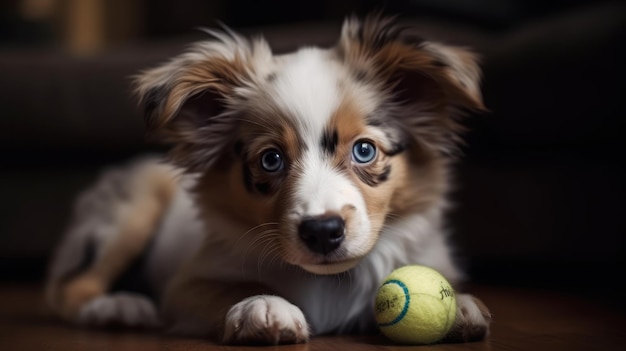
[261,149,284,172]
[352,141,376,164]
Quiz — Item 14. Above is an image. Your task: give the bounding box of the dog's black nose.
[298,216,345,255]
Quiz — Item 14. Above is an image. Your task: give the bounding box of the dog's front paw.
[223,295,309,345]
[76,292,161,328]
[443,293,492,343]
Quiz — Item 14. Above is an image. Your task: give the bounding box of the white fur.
[270,49,341,144]
[224,295,308,344]
[289,150,370,261]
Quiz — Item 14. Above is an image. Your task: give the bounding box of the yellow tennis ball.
[374,265,457,344]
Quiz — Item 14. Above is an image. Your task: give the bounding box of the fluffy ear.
[134,31,272,171]
[338,15,485,155]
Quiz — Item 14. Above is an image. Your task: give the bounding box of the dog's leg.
[163,275,309,345]
[442,293,492,343]
[47,161,178,325]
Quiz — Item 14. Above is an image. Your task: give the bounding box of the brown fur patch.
[326,100,406,235]
[195,160,276,228]
[156,56,251,131]
[339,15,485,156]
[340,15,483,110]
[389,149,448,216]
[327,99,368,168]
[237,115,305,197]
[135,50,256,172]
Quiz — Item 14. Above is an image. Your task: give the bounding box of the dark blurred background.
[1,0,624,302]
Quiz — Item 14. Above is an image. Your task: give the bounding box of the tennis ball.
[374,265,457,344]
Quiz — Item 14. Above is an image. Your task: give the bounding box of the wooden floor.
[1,284,625,351]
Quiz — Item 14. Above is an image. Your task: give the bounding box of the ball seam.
[378,279,410,327]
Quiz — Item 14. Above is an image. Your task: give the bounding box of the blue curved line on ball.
[378,279,410,327]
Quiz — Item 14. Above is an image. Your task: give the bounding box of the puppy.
[46,15,491,345]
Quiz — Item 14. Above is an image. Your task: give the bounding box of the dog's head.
[135,16,483,275]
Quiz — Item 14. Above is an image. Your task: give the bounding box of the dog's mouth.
[298,257,360,275]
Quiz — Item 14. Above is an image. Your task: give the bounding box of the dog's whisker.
[257,241,283,275]
[238,225,279,273]
[236,224,279,257]
[257,244,282,274]
[246,230,280,270]
[236,222,279,244]
[235,222,278,249]
[242,230,279,257]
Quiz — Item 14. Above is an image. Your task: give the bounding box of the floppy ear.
[134,31,272,171]
[338,15,485,155]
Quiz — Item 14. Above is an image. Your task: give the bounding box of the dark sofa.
[0,1,624,304]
